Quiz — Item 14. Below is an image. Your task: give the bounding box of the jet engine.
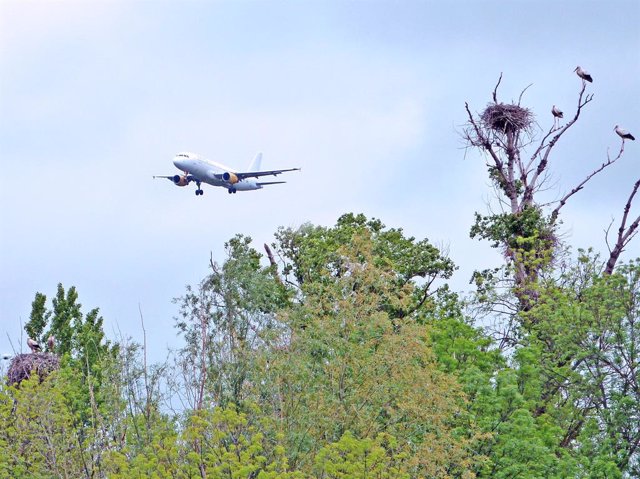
[222,172,239,184]
[172,175,190,187]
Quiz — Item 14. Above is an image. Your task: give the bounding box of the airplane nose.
[173,158,186,170]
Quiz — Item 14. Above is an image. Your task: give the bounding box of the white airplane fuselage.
[155,151,297,196]
[173,154,262,191]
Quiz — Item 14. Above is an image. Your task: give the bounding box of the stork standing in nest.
[27,338,42,353]
[47,335,55,352]
[615,125,635,141]
[574,66,593,83]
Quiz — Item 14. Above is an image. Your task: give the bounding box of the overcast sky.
[1,0,639,363]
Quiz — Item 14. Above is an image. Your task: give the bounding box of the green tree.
[23,284,119,429]
[454,253,639,477]
[314,431,410,479]
[273,213,456,319]
[263,232,477,476]
[524,258,640,476]
[460,75,639,477]
[25,292,49,344]
[0,373,97,479]
[105,404,303,479]
[174,234,290,409]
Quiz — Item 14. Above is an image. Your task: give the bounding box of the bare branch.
[464,102,512,200]
[138,304,152,437]
[605,175,640,274]
[604,218,616,254]
[492,72,503,103]
[550,141,625,224]
[517,83,533,106]
[524,82,594,206]
[524,124,561,175]
[263,243,283,285]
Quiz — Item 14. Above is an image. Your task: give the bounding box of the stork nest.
[7,353,60,386]
[481,103,534,133]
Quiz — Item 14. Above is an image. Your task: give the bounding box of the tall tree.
[464,73,633,310]
[262,232,477,476]
[25,292,50,344]
[461,73,638,477]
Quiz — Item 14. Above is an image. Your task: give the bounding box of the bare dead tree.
[463,73,631,308]
[464,75,596,219]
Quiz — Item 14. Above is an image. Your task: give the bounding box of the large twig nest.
[7,353,60,386]
[482,103,534,133]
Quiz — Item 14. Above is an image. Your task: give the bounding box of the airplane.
[154,152,300,195]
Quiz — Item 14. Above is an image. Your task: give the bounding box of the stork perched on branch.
[27,338,42,353]
[551,105,563,127]
[574,66,593,83]
[615,125,635,141]
[551,105,563,119]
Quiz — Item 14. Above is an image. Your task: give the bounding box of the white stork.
[47,335,55,351]
[574,66,593,83]
[551,105,563,126]
[551,105,563,119]
[27,338,42,353]
[615,125,635,141]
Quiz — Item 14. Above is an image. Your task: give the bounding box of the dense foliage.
[2,211,638,478]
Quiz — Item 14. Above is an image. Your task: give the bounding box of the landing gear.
[228,188,237,194]
[195,182,203,196]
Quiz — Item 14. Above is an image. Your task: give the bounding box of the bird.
[574,66,593,83]
[47,335,55,352]
[552,105,564,119]
[615,125,635,141]
[27,338,42,353]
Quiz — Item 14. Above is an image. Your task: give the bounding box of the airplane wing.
[234,168,300,180]
[257,181,287,186]
[153,174,194,185]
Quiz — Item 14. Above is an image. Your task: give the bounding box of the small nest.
[481,103,534,133]
[7,353,60,386]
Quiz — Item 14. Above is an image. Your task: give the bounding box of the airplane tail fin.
[248,152,262,172]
